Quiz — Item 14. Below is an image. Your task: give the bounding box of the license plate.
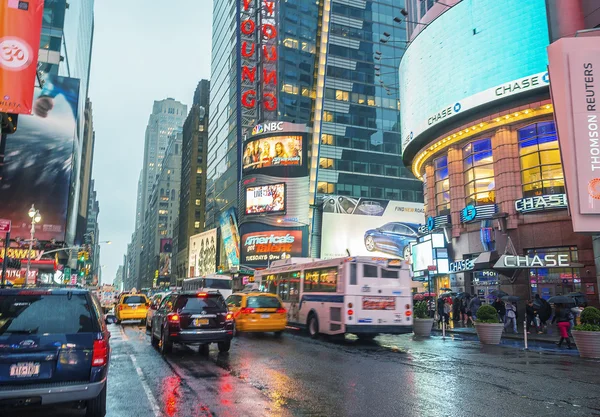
[10,362,40,378]
[261,314,270,318]
[194,318,209,326]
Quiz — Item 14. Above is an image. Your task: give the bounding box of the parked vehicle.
[364,222,419,259]
[150,291,234,354]
[115,293,150,325]
[0,287,110,416]
[145,292,169,330]
[226,292,287,335]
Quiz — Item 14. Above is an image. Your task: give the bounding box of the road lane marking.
[120,326,130,341]
[130,354,161,417]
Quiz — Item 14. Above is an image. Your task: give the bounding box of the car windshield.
[122,295,146,304]
[0,294,95,335]
[174,295,226,312]
[247,296,281,309]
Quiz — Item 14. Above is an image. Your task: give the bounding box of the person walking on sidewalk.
[493,297,506,323]
[453,297,461,324]
[525,300,539,334]
[504,301,518,334]
[552,304,573,349]
[469,295,481,321]
[428,298,436,319]
[437,297,446,328]
[443,299,451,326]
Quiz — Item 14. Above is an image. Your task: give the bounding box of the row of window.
[318,182,423,202]
[432,121,565,214]
[319,157,409,177]
[324,88,399,110]
[321,134,400,154]
[322,110,399,133]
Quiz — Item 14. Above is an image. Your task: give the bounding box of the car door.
[153,295,172,337]
[225,295,242,317]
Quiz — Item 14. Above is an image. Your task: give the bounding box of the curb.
[430,328,561,345]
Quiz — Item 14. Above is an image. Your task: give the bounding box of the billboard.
[241,230,303,265]
[0,74,80,242]
[243,135,303,171]
[320,196,425,260]
[158,238,172,276]
[245,183,285,215]
[219,207,240,268]
[548,37,600,233]
[399,0,550,156]
[188,228,218,277]
[0,0,44,114]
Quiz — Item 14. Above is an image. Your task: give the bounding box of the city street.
[7,323,600,417]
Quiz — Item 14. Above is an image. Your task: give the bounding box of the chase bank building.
[400,0,597,303]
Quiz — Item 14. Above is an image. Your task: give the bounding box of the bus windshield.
[204,278,232,290]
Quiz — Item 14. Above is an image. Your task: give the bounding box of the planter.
[413,318,434,337]
[572,330,600,359]
[475,323,504,345]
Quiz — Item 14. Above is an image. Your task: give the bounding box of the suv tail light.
[118,305,124,311]
[92,339,108,367]
[276,308,286,314]
[167,313,180,323]
[240,307,255,314]
[197,292,207,298]
[226,312,234,321]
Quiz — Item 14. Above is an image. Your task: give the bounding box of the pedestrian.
[453,297,461,323]
[469,294,481,321]
[552,304,573,349]
[437,297,445,328]
[492,297,506,323]
[459,297,467,326]
[428,297,436,319]
[534,294,551,332]
[443,298,451,326]
[525,300,539,334]
[504,301,517,334]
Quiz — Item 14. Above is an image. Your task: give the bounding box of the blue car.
[364,222,419,258]
[0,287,110,416]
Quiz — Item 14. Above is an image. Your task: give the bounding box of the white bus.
[182,274,234,298]
[254,257,413,339]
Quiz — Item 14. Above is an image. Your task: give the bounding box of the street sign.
[0,219,11,233]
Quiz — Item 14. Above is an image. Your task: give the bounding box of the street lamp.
[25,204,41,283]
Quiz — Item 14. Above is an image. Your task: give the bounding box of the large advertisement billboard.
[399,0,550,157]
[548,37,600,233]
[158,238,172,276]
[219,207,240,268]
[320,197,425,260]
[0,0,44,114]
[188,228,218,277]
[0,74,80,242]
[245,183,286,215]
[241,230,303,265]
[243,135,303,171]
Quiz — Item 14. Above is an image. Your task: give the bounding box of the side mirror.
[105,314,117,325]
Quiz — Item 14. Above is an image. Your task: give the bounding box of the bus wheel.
[308,314,319,339]
[357,334,376,341]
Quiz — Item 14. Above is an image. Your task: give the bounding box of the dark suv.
[150,291,233,354]
[0,287,110,416]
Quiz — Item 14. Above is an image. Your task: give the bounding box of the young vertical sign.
[0,0,45,114]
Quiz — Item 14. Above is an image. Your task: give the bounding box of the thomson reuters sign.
[548,37,600,233]
[241,230,302,264]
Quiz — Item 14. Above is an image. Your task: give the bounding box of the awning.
[472,251,500,271]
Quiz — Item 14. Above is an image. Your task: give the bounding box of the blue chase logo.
[462,205,477,222]
[426,216,435,231]
[542,72,549,84]
[453,102,461,113]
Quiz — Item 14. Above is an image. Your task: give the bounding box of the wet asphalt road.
[5,323,600,417]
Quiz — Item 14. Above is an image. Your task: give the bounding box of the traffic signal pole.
[1,231,10,287]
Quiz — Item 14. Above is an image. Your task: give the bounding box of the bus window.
[204,278,232,290]
[304,268,338,292]
[381,269,399,279]
[350,263,357,285]
[277,273,300,302]
[363,264,378,278]
[264,274,277,294]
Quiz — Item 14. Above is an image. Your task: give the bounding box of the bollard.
[523,319,528,350]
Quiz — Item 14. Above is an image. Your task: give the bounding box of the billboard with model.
[188,228,218,277]
[159,238,172,276]
[242,135,303,171]
[320,196,425,260]
[219,207,240,268]
[0,73,80,242]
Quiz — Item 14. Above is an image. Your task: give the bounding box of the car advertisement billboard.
[219,207,240,268]
[158,238,172,276]
[0,74,80,242]
[188,228,218,277]
[243,135,303,171]
[320,196,425,260]
[245,183,285,215]
[241,230,303,265]
[0,0,45,114]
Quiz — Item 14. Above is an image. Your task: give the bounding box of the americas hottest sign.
[241,230,302,264]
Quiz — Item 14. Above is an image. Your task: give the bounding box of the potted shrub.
[572,306,600,358]
[474,304,504,345]
[413,301,434,337]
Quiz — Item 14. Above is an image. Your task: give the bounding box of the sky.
[88,0,213,284]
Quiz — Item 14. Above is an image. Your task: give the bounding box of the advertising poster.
[159,238,172,276]
[241,230,302,265]
[219,207,240,268]
[0,0,44,114]
[243,135,303,171]
[0,74,80,242]
[320,196,425,260]
[245,183,285,214]
[188,228,218,277]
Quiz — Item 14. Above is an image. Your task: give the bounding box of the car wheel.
[141,318,146,326]
[150,323,159,347]
[160,329,172,354]
[308,314,319,339]
[364,236,375,251]
[218,340,231,353]
[198,344,210,355]
[85,382,106,417]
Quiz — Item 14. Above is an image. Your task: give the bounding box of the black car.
[0,287,110,416]
[150,291,234,354]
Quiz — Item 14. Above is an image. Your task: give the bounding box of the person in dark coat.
[452,297,461,324]
[534,294,552,331]
[492,297,506,323]
[552,304,572,348]
[525,300,539,334]
[437,297,446,327]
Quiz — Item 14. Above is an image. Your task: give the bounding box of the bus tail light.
[276,308,286,314]
[240,308,255,314]
[348,309,354,316]
[405,310,412,317]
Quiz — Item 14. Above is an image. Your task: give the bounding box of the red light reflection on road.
[161,375,181,417]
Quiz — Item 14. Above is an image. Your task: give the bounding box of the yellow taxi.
[225,292,287,335]
[116,292,150,324]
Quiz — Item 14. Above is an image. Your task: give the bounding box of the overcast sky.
[88,0,213,284]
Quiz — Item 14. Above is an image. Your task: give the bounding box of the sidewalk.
[431,320,563,344]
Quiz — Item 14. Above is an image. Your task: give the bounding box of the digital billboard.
[219,207,240,268]
[243,135,303,171]
[245,183,285,215]
[241,230,303,265]
[320,196,425,260]
[411,240,433,272]
[0,74,80,242]
[399,0,550,156]
[159,238,172,276]
[189,228,218,277]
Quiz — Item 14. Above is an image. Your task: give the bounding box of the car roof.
[0,287,90,295]
[232,292,278,297]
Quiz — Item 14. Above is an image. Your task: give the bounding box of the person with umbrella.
[492,297,506,323]
[504,298,518,334]
[526,299,540,334]
[469,294,481,321]
[551,303,573,349]
[534,294,552,332]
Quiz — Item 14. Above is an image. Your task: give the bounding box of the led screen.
[411,240,433,272]
[245,183,286,215]
[243,135,303,171]
[400,0,550,153]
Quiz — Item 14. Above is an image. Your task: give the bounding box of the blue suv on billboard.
[364,222,419,259]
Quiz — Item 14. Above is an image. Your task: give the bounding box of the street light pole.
[25,205,41,284]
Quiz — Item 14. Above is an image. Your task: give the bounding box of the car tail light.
[276,308,286,314]
[405,310,412,317]
[92,339,108,367]
[240,307,255,314]
[145,302,150,308]
[118,305,124,311]
[197,292,207,298]
[167,313,180,323]
[226,312,234,321]
[348,309,354,316]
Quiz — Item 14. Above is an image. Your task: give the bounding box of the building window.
[196,167,203,174]
[527,247,581,297]
[194,221,200,228]
[518,121,564,198]
[195,199,201,206]
[319,158,334,169]
[464,138,495,205]
[434,156,450,215]
[317,182,335,194]
[321,134,334,145]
